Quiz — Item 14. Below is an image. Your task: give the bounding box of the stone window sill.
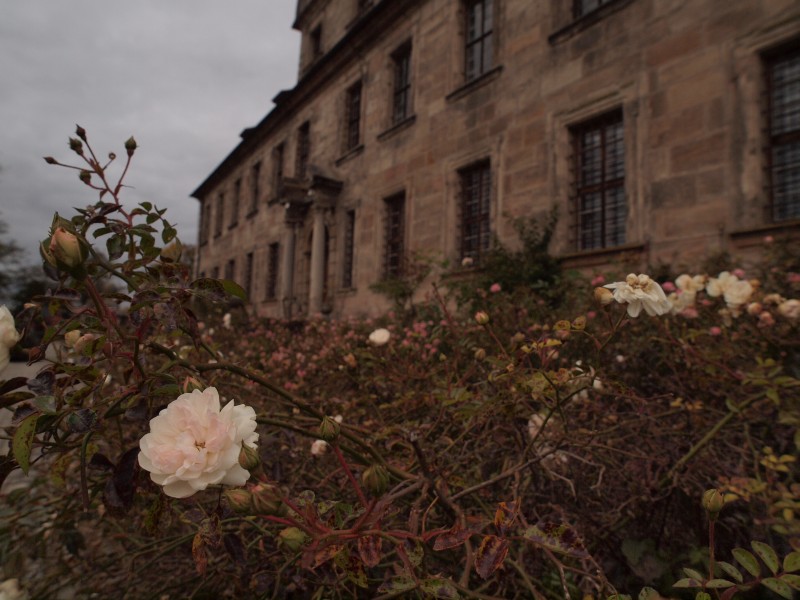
[730,219,800,247]
[548,0,635,46]
[559,242,645,269]
[446,65,504,103]
[378,115,417,142]
[335,144,365,167]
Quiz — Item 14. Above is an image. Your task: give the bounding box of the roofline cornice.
[191,0,423,201]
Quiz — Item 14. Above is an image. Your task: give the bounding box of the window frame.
[266,243,280,301]
[391,42,413,125]
[458,160,492,264]
[249,162,261,215]
[571,109,627,251]
[214,193,224,237]
[342,209,356,289]
[384,193,406,278]
[573,0,614,19]
[273,142,285,197]
[764,44,800,222]
[244,252,254,299]
[344,80,363,152]
[464,0,494,83]
[229,179,241,228]
[296,122,310,179]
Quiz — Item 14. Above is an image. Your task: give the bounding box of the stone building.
[192,0,800,318]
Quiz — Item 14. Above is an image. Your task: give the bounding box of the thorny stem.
[332,443,369,509]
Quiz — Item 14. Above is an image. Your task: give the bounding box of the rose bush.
[0,306,20,374]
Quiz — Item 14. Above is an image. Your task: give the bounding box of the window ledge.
[559,242,645,269]
[730,219,800,247]
[378,115,417,142]
[335,144,365,167]
[446,65,504,103]
[548,0,635,46]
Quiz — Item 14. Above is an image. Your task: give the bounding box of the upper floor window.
[273,143,285,195]
[249,162,261,214]
[766,46,800,222]
[230,179,241,227]
[214,193,224,237]
[572,110,626,251]
[200,200,211,244]
[574,0,612,19]
[384,193,405,278]
[392,42,412,124]
[244,252,254,299]
[296,122,310,179]
[342,209,356,288]
[345,80,363,152]
[459,161,491,263]
[311,25,323,61]
[464,0,493,82]
[266,242,280,300]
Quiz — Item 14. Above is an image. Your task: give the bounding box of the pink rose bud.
[661,281,676,293]
[474,311,490,325]
[590,274,605,286]
[732,268,746,279]
[489,283,501,293]
[709,326,722,336]
[50,227,84,268]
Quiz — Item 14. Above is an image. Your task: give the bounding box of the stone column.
[281,223,297,318]
[308,204,326,315]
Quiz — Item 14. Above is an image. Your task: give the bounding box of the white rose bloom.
[675,274,706,294]
[368,328,391,346]
[603,274,671,318]
[0,305,22,375]
[138,387,258,498]
[777,299,800,321]
[310,439,329,456]
[222,313,232,329]
[706,271,752,313]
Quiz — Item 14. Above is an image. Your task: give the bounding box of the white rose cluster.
[603,274,671,318]
[0,305,21,375]
[138,387,258,498]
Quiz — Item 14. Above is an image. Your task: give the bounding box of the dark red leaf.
[523,521,589,559]
[494,501,518,536]
[432,522,472,551]
[357,534,383,568]
[474,535,509,579]
[192,532,208,576]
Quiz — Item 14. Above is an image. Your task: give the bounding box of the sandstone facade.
[192,0,800,318]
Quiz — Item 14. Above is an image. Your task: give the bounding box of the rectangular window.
[225,258,236,281]
[249,162,261,214]
[230,180,241,228]
[459,161,492,263]
[212,266,220,279]
[464,0,493,82]
[273,143,285,196]
[572,111,626,251]
[266,243,280,300]
[345,81,363,152]
[392,42,412,125]
[574,0,612,19]
[296,122,310,179]
[214,193,224,237]
[766,46,800,222]
[311,25,322,60]
[200,200,211,244]
[384,193,406,277]
[343,209,356,288]
[244,252,254,299]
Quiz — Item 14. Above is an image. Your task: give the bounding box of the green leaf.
[106,234,124,261]
[221,278,246,301]
[783,551,800,573]
[752,541,779,575]
[732,547,761,577]
[783,574,800,590]
[683,567,705,580]
[12,413,39,475]
[162,225,177,243]
[716,560,743,583]
[694,593,711,600]
[377,576,417,594]
[673,578,702,588]
[762,577,794,599]
[705,579,735,588]
[638,587,660,600]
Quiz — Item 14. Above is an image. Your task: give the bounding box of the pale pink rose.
[758,311,775,327]
[590,274,606,286]
[679,306,699,319]
[709,326,722,336]
[0,305,21,375]
[777,299,800,321]
[661,281,676,293]
[788,273,800,284]
[138,387,258,498]
[604,274,672,317]
[764,235,774,244]
[310,439,329,456]
[489,283,502,293]
[732,268,746,279]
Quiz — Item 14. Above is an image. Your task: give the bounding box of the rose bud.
[43,156,58,165]
[182,376,204,393]
[318,415,341,442]
[278,527,308,553]
[49,227,85,268]
[594,287,614,306]
[701,488,725,518]
[250,483,285,516]
[125,136,137,157]
[64,329,81,348]
[69,137,84,155]
[474,311,490,325]
[474,348,486,361]
[238,444,260,472]
[223,488,253,514]
[75,124,87,141]
[361,464,390,496]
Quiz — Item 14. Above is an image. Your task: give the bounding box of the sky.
[0,1,300,265]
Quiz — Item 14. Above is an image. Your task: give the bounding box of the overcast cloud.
[0,1,299,264]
